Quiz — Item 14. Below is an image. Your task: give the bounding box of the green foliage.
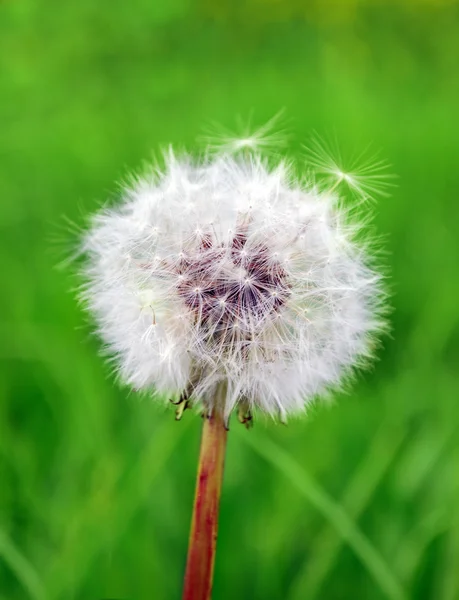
[1,1,458,598]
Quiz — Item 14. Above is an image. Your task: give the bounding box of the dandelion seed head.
[81,140,387,420]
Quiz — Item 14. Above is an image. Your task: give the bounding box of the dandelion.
[80,134,387,600]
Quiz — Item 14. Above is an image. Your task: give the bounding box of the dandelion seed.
[304,134,395,201]
[200,109,290,156]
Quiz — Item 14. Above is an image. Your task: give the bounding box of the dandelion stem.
[182,386,228,600]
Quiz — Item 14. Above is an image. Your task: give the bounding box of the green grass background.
[1,1,459,598]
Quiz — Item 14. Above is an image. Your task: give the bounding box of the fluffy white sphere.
[82,150,385,420]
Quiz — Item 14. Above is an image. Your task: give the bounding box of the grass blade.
[237,429,406,600]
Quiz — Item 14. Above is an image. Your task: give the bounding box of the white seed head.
[81,145,386,420]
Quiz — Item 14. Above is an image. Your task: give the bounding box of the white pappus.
[81,141,387,422]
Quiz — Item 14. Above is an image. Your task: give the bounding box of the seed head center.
[175,230,289,331]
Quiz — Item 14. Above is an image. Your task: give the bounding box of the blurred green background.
[1,1,459,599]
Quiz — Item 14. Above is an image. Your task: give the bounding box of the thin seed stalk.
[182,386,228,600]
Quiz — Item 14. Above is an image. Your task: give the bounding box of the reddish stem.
[182,407,228,600]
